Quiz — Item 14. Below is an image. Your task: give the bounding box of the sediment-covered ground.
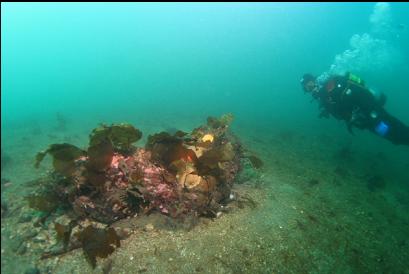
[2,118,409,274]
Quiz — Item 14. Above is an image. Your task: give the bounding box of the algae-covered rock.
[207,113,234,129]
[27,115,245,234]
[20,116,257,273]
[197,142,235,175]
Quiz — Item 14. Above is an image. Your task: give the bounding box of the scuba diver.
[301,72,409,146]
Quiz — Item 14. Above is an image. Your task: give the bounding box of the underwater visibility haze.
[1,2,409,273]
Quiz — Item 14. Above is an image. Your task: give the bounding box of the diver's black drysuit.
[314,73,409,146]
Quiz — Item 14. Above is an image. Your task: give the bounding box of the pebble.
[16,243,27,255]
[33,233,47,243]
[24,267,40,274]
[145,223,154,232]
[19,213,33,223]
[22,230,38,240]
[10,236,23,252]
[115,228,131,239]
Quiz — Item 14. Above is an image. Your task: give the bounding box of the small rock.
[33,233,46,243]
[307,179,319,186]
[1,205,7,218]
[19,213,33,223]
[32,217,42,227]
[1,178,11,186]
[16,243,27,255]
[367,175,386,191]
[144,223,154,232]
[1,198,8,218]
[10,236,24,252]
[102,258,113,274]
[115,228,131,239]
[22,230,38,240]
[24,267,40,274]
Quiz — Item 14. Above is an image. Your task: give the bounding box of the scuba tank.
[345,72,387,107]
[341,73,392,138]
[341,72,367,100]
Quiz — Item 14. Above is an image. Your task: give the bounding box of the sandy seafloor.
[1,114,409,274]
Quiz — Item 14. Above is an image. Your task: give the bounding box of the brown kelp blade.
[247,155,263,169]
[110,123,142,151]
[76,226,120,268]
[89,123,142,153]
[35,151,47,169]
[34,143,86,175]
[55,222,75,248]
[87,139,114,172]
[146,131,197,167]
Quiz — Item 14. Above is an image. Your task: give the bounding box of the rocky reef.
[25,114,262,268]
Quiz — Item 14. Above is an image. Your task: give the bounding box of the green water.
[2,3,409,273]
